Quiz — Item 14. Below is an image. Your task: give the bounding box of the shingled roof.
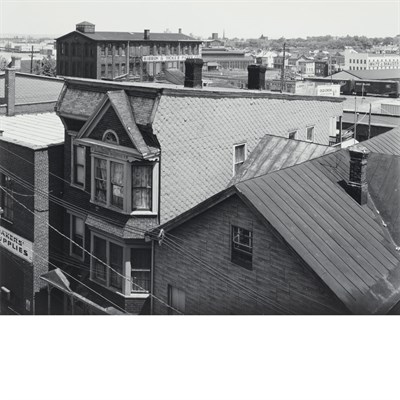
[152,148,400,314]
[358,126,400,155]
[230,135,338,185]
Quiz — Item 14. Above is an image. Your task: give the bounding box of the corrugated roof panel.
[0,112,64,148]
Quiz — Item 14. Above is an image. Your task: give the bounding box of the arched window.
[102,130,119,144]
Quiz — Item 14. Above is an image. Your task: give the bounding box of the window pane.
[109,242,123,290]
[71,215,84,257]
[235,145,245,163]
[169,286,185,314]
[231,226,253,268]
[132,165,152,211]
[307,127,314,141]
[94,158,107,204]
[93,236,107,281]
[111,162,124,209]
[131,248,151,292]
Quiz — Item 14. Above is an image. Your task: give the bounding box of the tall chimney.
[348,146,370,205]
[144,29,150,40]
[5,68,16,117]
[184,58,204,88]
[247,64,267,90]
[178,28,182,34]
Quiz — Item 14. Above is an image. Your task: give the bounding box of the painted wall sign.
[141,54,200,62]
[0,226,33,263]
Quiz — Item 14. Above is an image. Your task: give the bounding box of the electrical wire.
[0,185,183,315]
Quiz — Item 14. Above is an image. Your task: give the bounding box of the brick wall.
[0,142,59,314]
[153,194,349,315]
[153,94,344,222]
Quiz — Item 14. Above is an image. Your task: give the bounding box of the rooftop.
[230,135,337,185]
[153,145,400,314]
[0,112,64,149]
[57,30,201,42]
[358,126,400,155]
[0,72,64,105]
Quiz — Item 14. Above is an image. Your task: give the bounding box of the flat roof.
[0,112,64,149]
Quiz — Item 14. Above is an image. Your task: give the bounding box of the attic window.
[102,130,119,145]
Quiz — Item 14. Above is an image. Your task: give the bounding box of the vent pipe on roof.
[184,58,204,88]
[348,146,370,206]
[5,68,16,117]
[144,29,150,40]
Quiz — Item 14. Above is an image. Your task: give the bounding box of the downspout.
[150,238,155,315]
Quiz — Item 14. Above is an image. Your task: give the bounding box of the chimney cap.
[349,145,370,158]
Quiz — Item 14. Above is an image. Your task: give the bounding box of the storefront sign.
[0,226,33,263]
[142,54,200,62]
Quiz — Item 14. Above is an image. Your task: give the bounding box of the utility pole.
[30,45,34,74]
[354,97,357,142]
[280,42,286,93]
[368,103,372,140]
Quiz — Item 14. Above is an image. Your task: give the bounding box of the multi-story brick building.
[52,63,344,314]
[56,21,203,80]
[344,48,400,71]
[147,135,400,315]
[0,111,64,315]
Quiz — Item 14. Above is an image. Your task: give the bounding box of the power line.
[162,233,342,314]
[0,185,182,315]
[161,236,294,314]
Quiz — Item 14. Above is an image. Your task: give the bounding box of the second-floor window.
[91,156,158,214]
[72,144,86,188]
[93,158,125,210]
[231,225,253,269]
[132,165,152,211]
[0,173,13,222]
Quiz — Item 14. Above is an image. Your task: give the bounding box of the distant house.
[148,130,400,315]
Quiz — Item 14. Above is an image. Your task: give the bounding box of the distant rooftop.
[0,112,64,149]
[0,72,64,105]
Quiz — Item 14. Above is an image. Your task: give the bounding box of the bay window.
[91,155,158,214]
[90,232,151,295]
[91,235,123,291]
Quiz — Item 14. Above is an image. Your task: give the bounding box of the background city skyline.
[0,0,399,39]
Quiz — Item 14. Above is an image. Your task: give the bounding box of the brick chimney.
[348,146,370,205]
[144,29,150,40]
[184,58,204,88]
[5,68,16,117]
[247,64,267,90]
[178,28,182,34]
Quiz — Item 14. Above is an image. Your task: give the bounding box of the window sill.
[70,183,86,191]
[130,211,158,216]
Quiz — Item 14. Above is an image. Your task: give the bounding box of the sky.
[0,0,399,39]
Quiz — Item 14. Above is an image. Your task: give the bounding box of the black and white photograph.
[0,0,399,399]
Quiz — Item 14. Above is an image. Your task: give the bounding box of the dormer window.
[102,130,119,145]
